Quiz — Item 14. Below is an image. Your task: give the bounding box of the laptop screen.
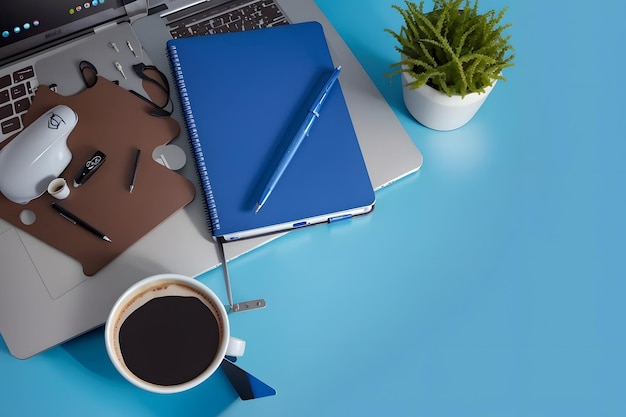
[1,0,129,63]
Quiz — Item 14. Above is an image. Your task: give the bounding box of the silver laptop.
[0,0,423,359]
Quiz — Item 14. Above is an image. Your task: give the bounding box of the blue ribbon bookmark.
[221,358,276,400]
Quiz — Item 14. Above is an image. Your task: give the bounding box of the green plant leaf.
[385,0,515,97]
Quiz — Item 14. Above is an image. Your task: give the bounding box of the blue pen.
[255,66,342,213]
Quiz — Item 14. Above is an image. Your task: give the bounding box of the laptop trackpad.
[0,224,86,300]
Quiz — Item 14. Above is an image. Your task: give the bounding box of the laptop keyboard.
[0,66,39,142]
[168,0,288,39]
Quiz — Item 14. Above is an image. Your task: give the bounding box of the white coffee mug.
[105,274,245,393]
[47,178,70,199]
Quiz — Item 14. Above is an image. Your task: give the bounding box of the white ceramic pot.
[401,71,496,131]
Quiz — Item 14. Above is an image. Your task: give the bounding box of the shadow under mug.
[105,274,245,394]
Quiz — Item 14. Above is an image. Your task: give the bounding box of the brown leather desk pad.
[0,78,196,276]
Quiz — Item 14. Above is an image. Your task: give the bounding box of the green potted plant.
[386,0,515,130]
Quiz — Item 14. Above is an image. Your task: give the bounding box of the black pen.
[51,202,112,243]
[129,148,141,193]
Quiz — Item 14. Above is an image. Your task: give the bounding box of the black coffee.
[118,295,220,386]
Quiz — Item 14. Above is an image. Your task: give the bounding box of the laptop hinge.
[94,21,120,33]
[124,0,149,22]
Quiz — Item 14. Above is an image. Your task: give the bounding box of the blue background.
[2,0,625,416]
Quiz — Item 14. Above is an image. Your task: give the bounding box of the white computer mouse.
[0,105,78,204]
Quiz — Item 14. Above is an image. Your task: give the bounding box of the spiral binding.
[167,44,220,233]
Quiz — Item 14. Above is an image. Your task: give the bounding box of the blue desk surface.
[2,1,624,415]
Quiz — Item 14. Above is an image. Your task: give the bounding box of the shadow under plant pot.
[402,70,496,131]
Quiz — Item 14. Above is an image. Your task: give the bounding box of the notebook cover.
[167,22,375,239]
[0,79,195,276]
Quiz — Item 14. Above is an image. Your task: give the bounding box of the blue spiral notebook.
[167,22,375,241]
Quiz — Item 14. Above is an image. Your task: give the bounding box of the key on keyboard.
[0,65,39,142]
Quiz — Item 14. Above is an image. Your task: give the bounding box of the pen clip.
[58,211,77,225]
[309,66,341,116]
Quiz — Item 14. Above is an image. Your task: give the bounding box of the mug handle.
[226,336,246,357]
